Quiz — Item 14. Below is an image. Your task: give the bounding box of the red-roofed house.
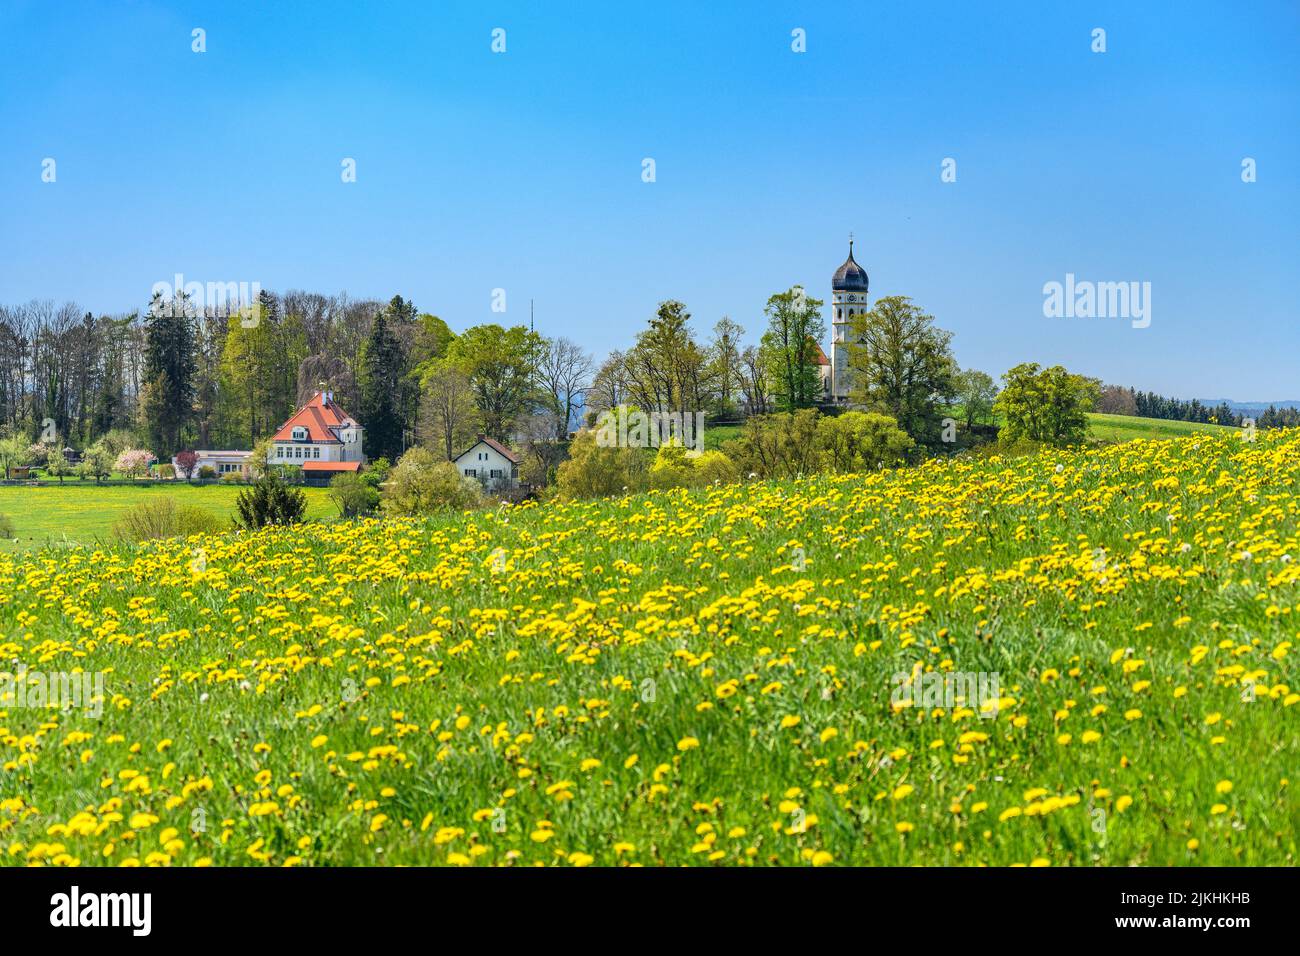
[810,338,832,399]
[452,435,519,492]
[269,391,365,478]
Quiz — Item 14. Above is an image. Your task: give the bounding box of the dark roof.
[453,435,520,465]
[832,241,869,292]
[480,436,520,464]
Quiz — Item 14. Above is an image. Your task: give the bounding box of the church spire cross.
[848,231,855,257]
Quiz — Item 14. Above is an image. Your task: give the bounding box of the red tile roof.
[302,460,362,472]
[272,392,360,443]
[810,339,831,366]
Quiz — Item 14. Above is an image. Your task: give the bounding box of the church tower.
[830,236,869,402]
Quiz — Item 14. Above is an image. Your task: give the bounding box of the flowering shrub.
[114,448,156,478]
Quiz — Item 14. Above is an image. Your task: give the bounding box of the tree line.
[5,280,1276,491]
[0,292,590,473]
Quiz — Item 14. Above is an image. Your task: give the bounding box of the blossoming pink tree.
[114,448,156,478]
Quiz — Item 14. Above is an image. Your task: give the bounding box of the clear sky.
[2,0,1297,399]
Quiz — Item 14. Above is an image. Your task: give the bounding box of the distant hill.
[1200,400,1300,413]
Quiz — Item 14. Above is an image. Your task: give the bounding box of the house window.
[313,447,320,459]
[464,468,476,477]
[292,426,307,441]
[490,469,502,479]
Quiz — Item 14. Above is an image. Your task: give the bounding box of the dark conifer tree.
[141,291,198,457]
[356,305,408,460]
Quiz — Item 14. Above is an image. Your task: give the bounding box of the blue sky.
[2,0,1297,399]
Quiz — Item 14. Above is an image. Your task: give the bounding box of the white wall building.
[189,450,252,478]
[452,435,520,492]
[269,391,365,479]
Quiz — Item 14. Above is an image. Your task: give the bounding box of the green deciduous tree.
[844,295,956,447]
[721,408,823,480]
[446,324,544,441]
[328,471,380,517]
[648,440,695,490]
[45,444,70,483]
[994,363,1100,446]
[955,368,998,427]
[217,292,306,448]
[418,360,478,461]
[817,410,915,472]
[0,435,29,480]
[708,317,745,419]
[621,301,712,414]
[381,447,483,515]
[555,428,649,499]
[761,287,825,411]
[79,441,114,482]
[648,441,739,490]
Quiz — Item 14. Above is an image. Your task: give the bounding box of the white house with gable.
[452,435,519,492]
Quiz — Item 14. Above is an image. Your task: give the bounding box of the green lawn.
[1084,412,1234,441]
[703,423,743,450]
[0,483,334,551]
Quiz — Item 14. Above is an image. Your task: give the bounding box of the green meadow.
[0,483,334,552]
[0,429,1293,866]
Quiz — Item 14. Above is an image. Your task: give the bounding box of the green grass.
[703,423,743,450]
[0,483,334,551]
[1085,412,1234,442]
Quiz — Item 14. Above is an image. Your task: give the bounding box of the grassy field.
[1084,412,1234,442]
[0,429,1294,867]
[705,413,1233,451]
[0,483,334,551]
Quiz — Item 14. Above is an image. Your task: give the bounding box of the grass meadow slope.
[0,429,1296,866]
